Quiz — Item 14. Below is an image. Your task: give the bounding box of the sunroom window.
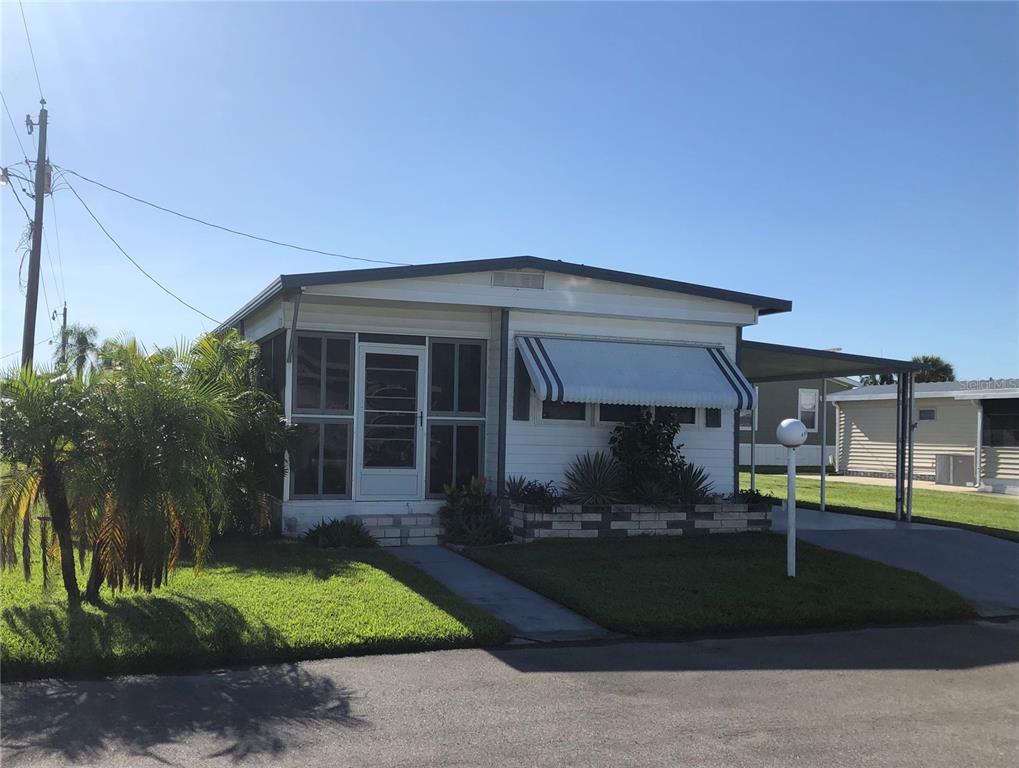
[293,333,353,413]
[291,421,351,498]
[429,340,485,415]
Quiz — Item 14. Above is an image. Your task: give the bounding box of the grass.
[1,539,507,681]
[742,472,1019,540]
[465,534,975,636]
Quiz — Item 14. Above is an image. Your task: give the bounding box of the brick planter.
[510,502,771,543]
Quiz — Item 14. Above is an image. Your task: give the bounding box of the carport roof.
[740,340,927,383]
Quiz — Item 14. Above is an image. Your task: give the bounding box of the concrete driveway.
[3,621,1016,767]
[773,506,1019,616]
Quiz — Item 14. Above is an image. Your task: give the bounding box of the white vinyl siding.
[982,446,1019,480]
[836,398,977,478]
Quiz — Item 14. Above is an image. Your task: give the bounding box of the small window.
[798,388,819,432]
[599,404,643,422]
[542,400,586,421]
[738,410,756,431]
[658,406,696,425]
[290,421,351,498]
[705,408,722,428]
[428,423,483,495]
[293,334,353,413]
[918,408,936,421]
[429,340,485,416]
[513,351,531,421]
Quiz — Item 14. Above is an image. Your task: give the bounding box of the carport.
[738,341,928,520]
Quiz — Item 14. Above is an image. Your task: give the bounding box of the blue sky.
[2,2,1016,378]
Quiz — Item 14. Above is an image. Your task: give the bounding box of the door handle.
[419,410,423,426]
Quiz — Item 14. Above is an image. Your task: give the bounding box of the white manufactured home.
[828,380,1019,495]
[221,257,786,536]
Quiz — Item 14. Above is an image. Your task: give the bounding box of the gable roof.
[219,256,792,332]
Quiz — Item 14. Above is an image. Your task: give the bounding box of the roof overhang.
[216,256,793,333]
[740,340,927,384]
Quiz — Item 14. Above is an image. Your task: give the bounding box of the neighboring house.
[827,380,1019,494]
[222,256,786,536]
[738,377,857,468]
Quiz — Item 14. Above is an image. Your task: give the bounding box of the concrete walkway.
[773,506,1019,617]
[390,546,617,642]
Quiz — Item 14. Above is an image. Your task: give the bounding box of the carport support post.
[819,379,827,512]
[906,373,915,522]
[787,446,797,578]
[894,374,904,521]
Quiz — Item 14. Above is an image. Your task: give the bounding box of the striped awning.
[515,336,755,410]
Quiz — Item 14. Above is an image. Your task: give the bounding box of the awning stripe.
[709,347,755,410]
[707,348,744,410]
[520,336,553,401]
[533,337,565,402]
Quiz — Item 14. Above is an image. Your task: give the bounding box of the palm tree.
[0,368,85,601]
[54,323,99,378]
[912,355,955,383]
[80,338,238,600]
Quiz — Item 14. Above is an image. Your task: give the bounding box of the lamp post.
[776,418,808,578]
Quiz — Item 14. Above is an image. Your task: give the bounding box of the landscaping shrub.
[504,477,562,511]
[440,478,511,546]
[563,451,622,505]
[609,407,685,496]
[304,518,378,548]
[732,488,778,505]
[673,462,714,504]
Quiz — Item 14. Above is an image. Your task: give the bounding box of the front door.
[355,343,426,500]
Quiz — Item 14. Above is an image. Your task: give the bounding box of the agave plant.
[563,451,622,505]
[674,462,714,504]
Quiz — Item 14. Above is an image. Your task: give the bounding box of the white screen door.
[355,343,426,500]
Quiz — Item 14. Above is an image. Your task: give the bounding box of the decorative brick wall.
[510,503,771,543]
[352,515,444,547]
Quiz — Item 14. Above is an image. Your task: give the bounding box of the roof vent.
[492,271,544,290]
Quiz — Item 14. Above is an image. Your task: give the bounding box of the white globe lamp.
[776,418,808,577]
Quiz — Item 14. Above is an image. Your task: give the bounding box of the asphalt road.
[3,621,1017,768]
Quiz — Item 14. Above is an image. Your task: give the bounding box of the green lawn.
[1,540,507,681]
[743,473,1019,538]
[465,535,975,636]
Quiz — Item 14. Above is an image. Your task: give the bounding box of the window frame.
[658,406,697,426]
[257,329,287,405]
[704,407,723,429]
[540,399,588,422]
[289,418,354,500]
[425,420,486,498]
[427,338,487,418]
[291,331,355,416]
[798,388,819,433]
[918,408,937,422]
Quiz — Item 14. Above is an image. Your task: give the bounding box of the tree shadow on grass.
[1,662,366,766]
[200,539,363,582]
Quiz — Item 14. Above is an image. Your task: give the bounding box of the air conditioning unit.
[492,271,544,290]
[934,454,975,487]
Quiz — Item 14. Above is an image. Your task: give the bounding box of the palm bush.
[305,518,377,548]
[674,462,714,504]
[440,477,510,546]
[563,452,622,505]
[609,408,685,497]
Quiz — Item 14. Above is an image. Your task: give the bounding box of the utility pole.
[59,301,68,365]
[20,102,48,369]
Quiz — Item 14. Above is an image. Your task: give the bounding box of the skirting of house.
[844,470,937,482]
[510,502,772,542]
[353,514,443,547]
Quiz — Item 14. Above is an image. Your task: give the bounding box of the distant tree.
[912,355,955,383]
[860,372,895,386]
[53,323,99,378]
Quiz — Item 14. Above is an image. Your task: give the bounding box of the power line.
[0,91,30,164]
[54,166,411,267]
[48,190,67,299]
[18,0,45,103]
[43,222,63,305]
[62,177,222,324]
[0,334,57,361]
[5,178,33,223]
